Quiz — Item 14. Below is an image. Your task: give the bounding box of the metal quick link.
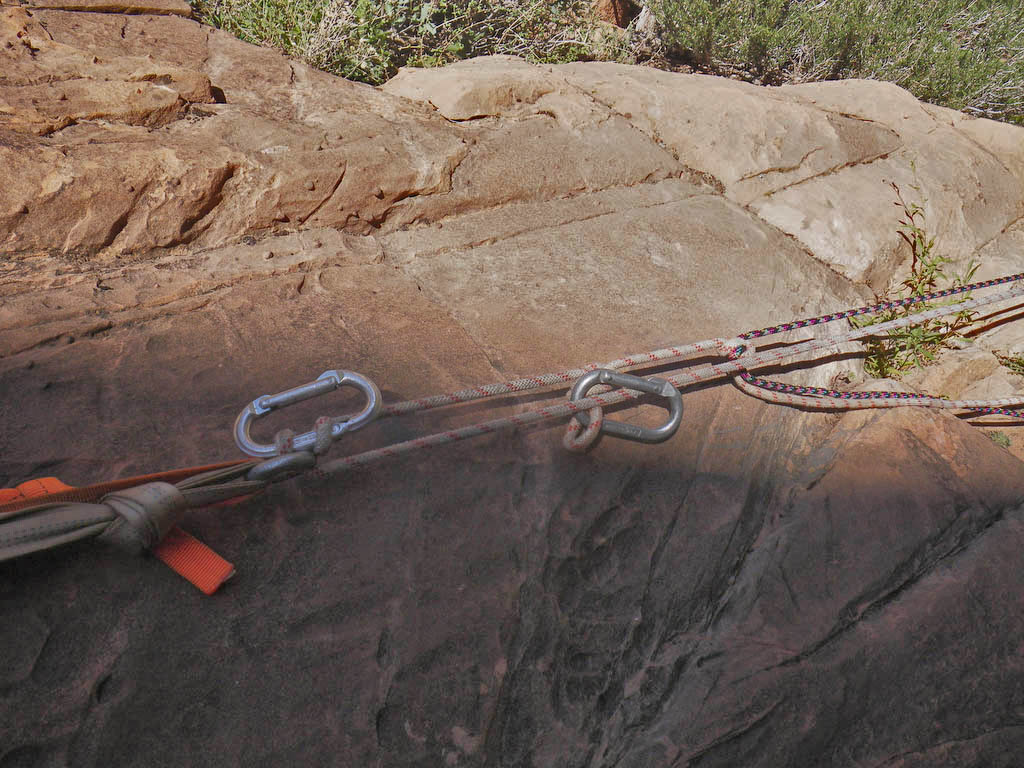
[234,370,381,458]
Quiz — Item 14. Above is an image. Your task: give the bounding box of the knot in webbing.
[99,482,188,555]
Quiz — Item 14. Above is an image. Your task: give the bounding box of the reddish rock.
[2,8,1024,768]
[591,0,640,28]
[1,78,186,134]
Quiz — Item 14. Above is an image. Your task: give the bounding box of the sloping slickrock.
[760,80,1024,289]
[381,183,860,378]
[951,109,1024,185]
[381,58,690,224]
[553,63,905,209]
[387,59,1024,291]
[3,11,1024,768]
[384,60,903,211]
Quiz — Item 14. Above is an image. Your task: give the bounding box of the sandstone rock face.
[3,10,1024,768]
[386,60,1024,291]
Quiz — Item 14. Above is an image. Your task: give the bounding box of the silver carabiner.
[234,370,381,458]
[569,369,683,444]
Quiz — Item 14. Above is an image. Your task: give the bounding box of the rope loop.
[562,404,604,453]
[312,416,335,456]
[718,337,752,363]
[273,428,296,455]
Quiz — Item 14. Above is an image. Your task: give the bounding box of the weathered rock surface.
[386,59,1024,291]
[3,8,1024,768]
[15,0,192,15]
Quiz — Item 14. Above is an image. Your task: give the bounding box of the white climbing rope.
[302,275,1024,477]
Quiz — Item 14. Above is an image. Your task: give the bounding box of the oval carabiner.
[569,369,683,444]
[233,370,382,458]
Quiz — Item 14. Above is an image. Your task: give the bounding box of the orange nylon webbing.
[0,459,252,517]
[153,527,236,595]
[0,476,75,504]
[0,460,251,594]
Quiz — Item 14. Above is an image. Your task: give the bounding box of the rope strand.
[313,272,1024,476]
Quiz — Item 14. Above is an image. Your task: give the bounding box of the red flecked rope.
[731,272,1024,418]
[314,272,1024,476]
[379,342,722,416]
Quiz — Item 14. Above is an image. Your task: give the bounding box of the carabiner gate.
[234,370,381,458]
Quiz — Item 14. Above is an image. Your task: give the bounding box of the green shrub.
[851,179,979,379]
[194,0,606,85]
[193,0,325,54]
[649,0,1024,124]
[190,0,1023,125]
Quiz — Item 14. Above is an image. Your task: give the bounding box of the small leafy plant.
[851,180,978,379]
[994,351,1024,376]
[989,430,1012,449]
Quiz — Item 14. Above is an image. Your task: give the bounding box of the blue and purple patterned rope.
[739,272,1024,340]
[728,272,1024,419]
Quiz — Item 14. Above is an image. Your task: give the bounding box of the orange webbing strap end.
[152,527,235,595]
